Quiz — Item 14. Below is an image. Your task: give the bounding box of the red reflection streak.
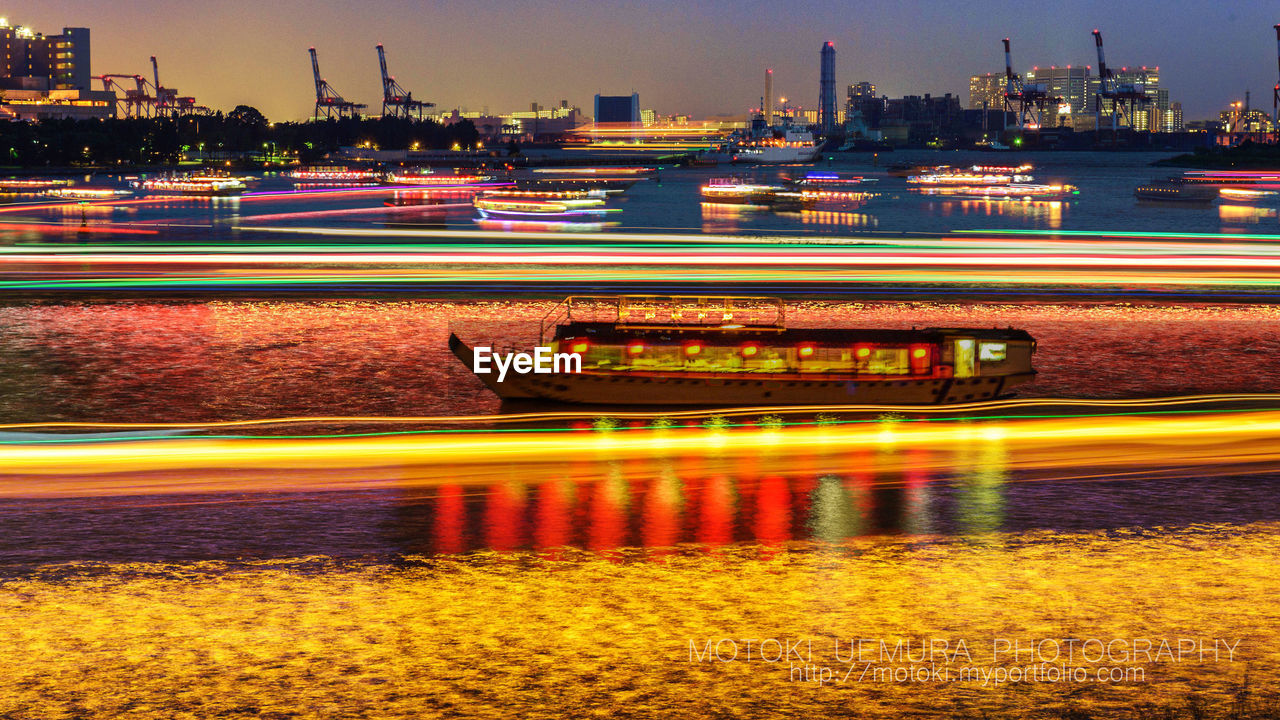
[433,484,466,555]
[697,475,735,547]
[755,476,792,548]
[534,479,573,554]
[484,482,525,551]
[902,447,931,531]
[587,478,628,553]
[640,476,681,553]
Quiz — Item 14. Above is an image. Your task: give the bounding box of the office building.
[968,73,1005,110]
[818,42,836,133]
[1,19,90,91]
[594,93,640,124]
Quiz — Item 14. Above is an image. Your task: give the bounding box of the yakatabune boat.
[450,296,1037,405]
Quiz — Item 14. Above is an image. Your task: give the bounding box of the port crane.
[97,74,152,118]
[1091,29,1149,132]
[377,44,433,119]
[310,47,366,120]
[1001,38,1059,130]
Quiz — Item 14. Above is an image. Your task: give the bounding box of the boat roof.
[553,321,1034,344]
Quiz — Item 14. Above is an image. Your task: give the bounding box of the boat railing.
[540,295,786,342]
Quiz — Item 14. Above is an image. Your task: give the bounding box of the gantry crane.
[377,44,433,119]
[310,47,366,120]
[1092,29,1149,132]
[97,74,152,118]
[1001,38,1059,129]
[150,56,180,116]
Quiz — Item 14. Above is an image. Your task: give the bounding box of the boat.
[386,170,503,187]
[0,178,70,193]
[908,165,1034,185]
[1218,187,1279,202]
[1134,180,1218,204]
[137,174,247,196]
[450,295,1038,406]
[700,178,815,210]
[473,190,616,221]
[43,187,134,200]
[787,172,877,187]
[732,130,823,164]
[287,165,382,183]
[915,183,1077,200]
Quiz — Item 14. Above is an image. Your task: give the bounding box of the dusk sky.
[19,0,1280,122]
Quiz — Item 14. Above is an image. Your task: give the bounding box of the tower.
[764,68,774,126]
[819,41,836,133]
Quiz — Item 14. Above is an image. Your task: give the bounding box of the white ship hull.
[733,145,822,164]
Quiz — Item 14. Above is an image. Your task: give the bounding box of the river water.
[2,153,1278,718]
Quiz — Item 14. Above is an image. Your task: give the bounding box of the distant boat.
[44,187,134,200]
[700,178,815,210]
[288,165,382,183]
[1134,180,1217,205]
[137,174,246,196]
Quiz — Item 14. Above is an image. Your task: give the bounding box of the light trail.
[4,393,1274,432]
[10,229,1280,292]
[3,405,1280,483]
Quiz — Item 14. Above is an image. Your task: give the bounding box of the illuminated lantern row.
[570,339,938,371]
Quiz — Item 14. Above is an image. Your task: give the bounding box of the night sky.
[18,0,1280,122]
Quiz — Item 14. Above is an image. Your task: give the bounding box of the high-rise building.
[846,82,876,107]
[0,19,91,90]
[968,73,1005,110]
[1026,66,1091,113]
[1169,101,1184,132]
[818,41,836,133]
[593,93,640,124]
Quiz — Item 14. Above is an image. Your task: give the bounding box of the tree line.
[0,106,481,167]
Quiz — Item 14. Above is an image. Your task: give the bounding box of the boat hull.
[449,334,1033,406]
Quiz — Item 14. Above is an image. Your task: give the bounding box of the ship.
[450,295,1038,406]
[700,178,815,210]
[1134,180,1218,204]
[136,174,247,196]
[731,130,823,164]
[908,164,1034,185]
[915,183,1077,200]
[287,165,382,183]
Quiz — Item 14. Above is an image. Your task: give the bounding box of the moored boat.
[137,174,247,196]
[288,165,382,183]
[700,178,815,210]
[451,295,1038,406]
[1134,180,1218,204]
[43,187,134,200]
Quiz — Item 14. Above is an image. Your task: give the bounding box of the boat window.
[867,348,909,375]
[979,342,1007,362]
[954,339,975,378]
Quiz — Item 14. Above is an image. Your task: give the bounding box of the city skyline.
[16,0,1280,122]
